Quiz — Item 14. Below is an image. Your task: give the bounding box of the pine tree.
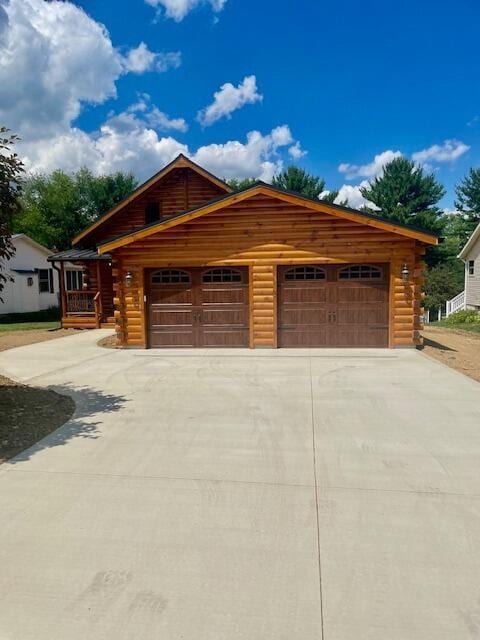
[454,168,480,242]
[226,177,258,192]
[360,157,445,233]
[272,166,338,202]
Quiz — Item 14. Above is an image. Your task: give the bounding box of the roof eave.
[458,222,480,259]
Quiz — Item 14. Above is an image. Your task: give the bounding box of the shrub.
[445,309,480,325]
[0,306,60,324]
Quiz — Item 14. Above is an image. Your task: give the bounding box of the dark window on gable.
[145,202,160,225]
[468,260,475,276]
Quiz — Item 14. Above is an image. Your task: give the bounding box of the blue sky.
[1,0,479,208]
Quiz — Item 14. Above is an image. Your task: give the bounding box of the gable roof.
[72,154,232,247]
[97,181,440,254]
[12,233,53,256]
[458,220,480,259]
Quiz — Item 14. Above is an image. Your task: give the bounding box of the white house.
[446,221,480,315]
[0,234,59,315]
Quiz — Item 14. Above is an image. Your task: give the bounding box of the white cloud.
[288,141,307,160]
[412,139,470,166]
[125,96,188,132]
[197,75,262,126]
[0,0,180,141]
[338,150,402,180]
[145,0,227,21]
[122,43,181,74]
[21,118,298,183]
[335,181,371,209]
[0,0,301,190]
[193,126,294,181]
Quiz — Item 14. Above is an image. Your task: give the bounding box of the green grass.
[0,321,60,332]
[430,321,480,334]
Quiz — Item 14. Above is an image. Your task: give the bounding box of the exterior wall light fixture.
[401,263,410,283]
[125,271,134,288]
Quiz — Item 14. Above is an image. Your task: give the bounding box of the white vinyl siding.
[465,240,480,309]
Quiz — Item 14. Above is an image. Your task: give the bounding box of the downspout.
[51,261,63,323]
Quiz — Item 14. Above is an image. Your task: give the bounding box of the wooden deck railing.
[65,290,96,315]
[65,290,104,327]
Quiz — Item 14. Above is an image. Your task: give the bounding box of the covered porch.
[48,249,115,330]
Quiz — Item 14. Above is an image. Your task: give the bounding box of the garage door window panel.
[284,266,326,281]
[151,270,191,284]
[202,268,243,283]
[338,265,383,280]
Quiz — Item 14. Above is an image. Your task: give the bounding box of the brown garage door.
[278,264,389,347]
[148,267,249,348]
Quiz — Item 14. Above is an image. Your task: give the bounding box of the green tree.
[423,262,464,311]
[226,177,258,191]
[454,168,480,243]
[14,168,137,250]
[360,157,445,233]
[272,165,339,202]
[0,128,24,298]
[75,168,137,223]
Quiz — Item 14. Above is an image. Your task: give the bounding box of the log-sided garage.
[51,155,439,349]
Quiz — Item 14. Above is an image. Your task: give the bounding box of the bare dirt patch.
[0,375,75,463]
[0,328,76,352]
[97,334,117,349]
[422,326,480,383]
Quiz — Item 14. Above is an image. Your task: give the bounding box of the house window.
[66,270,83,291]
[284,266,326,281]
[202,268,243,283]
[468,260,475,276]
[145,202,161,225]
[38,268,53,293]
[338,265,383,280]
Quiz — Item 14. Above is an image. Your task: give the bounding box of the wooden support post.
[95,260,103,322]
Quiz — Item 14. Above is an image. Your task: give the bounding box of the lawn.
[430,321,480,334]
[0,321,61,332]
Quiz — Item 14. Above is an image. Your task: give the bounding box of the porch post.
[95,260,103,321]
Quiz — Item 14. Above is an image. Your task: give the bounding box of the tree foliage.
[454,167,480,243]
[0,127,24,297]
[272,165,339,202]
[226,177,258,191]
[423,262,464,311]
[360,157,445,233]
[14,168,137,250]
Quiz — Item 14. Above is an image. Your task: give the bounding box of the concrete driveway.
[0,331,479,640]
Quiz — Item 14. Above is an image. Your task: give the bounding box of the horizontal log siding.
[88,169,225,246]
[112,194,425,348]
[250,265,277,347]
[112,261,145,347]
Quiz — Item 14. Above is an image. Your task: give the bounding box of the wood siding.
[110,194,425,349]
[87,169,225,246]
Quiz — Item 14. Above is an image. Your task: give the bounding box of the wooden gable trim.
[72,154,232,246]
[98,185,439,254]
